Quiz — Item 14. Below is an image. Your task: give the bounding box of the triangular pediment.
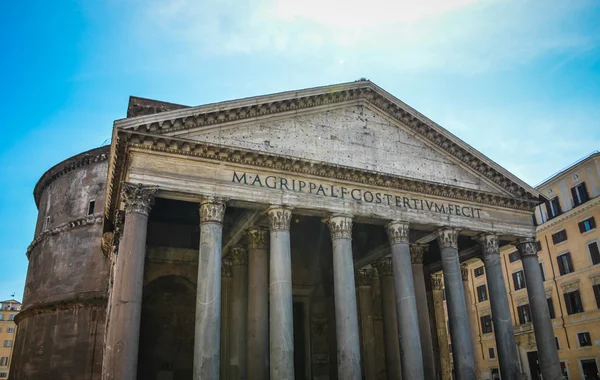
[115,80,540,202]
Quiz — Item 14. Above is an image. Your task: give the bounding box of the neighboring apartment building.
[461,151,600,380]
[0,300,21,380]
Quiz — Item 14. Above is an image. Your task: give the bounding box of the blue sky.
[1,0,599,301]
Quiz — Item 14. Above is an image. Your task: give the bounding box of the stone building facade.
[459,152,600,380]
[10,81,562,379]
[0,299,20,379]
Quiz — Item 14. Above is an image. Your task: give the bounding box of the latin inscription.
[232,171,482,218]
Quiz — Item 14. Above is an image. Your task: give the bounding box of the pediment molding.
[104,129,540,232]
[115,81,539,203]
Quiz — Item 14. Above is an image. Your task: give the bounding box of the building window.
[594,284,600,309]
[557,252,574,275]
[8,315,15,321]
[589,242,600,265]
[488,347,496,359]
[0,315,3,321]
[577,332,592,347]
[517,304,532,324]
[540,263,546,281]
[546,197,562,219]
[508,251,519,263]
[474,266,484,277]
[555,337,560,350]
[0,373,7,378]
[491,368,500,380]
[552,229,568,245]
[564,290,584,315]
[477,285,488,302]
[579,217,596,233]
[2,341,11,348]
[6,328,14,334]
[0,357,7,366]
[87,200,95,216]
[481,315,493,334]
[571,182,589,206]
[547,297,556,319]
[560,361,570,380]
[512,270,526,290]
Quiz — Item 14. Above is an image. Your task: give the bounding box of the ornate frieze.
[477,234,499,257]
[431,273,444,290]
[199,197,226,224]
[410,244,427,264]
[516,238,538,259]
[373,257,393,277]
[26,215,104,258]
[222,259,233,278]
[231,246,248,266]
[247,228,268,249]
[460,264,470,282]
[266,206,293,231]
[325,215,353,239]
[356,269,375,286]
[436,228,460,249]
[385,221,409,245]
[115,83,536,203]
[122,183,158,216]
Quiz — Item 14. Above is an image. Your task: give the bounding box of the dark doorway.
[293,299,309,380]
[527,351,542,380]
[138,275,196,380]
[581,359,600,380]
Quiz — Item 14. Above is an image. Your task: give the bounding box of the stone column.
[221,259,233,380]
[460,264,483,380]
[356,269,377,380]
[411,244,436,380]
[516,238,562,380]
[386,221,424,379]
[373,258,403,380]
[431,274,452,380]
[194,197,227,380]
[477,234,522,380]
[102,183,157,380]
[246,228,269,380]
[437,228,476,380]
[325,214,362,380]
[230,246,249,380]
[267,206,295,380]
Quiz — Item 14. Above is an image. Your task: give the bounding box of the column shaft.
[194,198,226,379]
[374,259,403,380]
[387,222,424,379]
[326,215,362,380]
[268,207,295,380]
[517,239,562,380]
[357,270,377,380]
[437,228,476,380]
[460,265,483,380]
[411,244,436,380]
[230,247,248,380]
[102,183,156,380]
[431,274,453,380]
[247,228,269,380]
[221,259,233,380]
[478,235,522,380]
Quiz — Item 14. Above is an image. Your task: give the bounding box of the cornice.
[33,146,110,208]
[15,296,107,325]
[104,129,539,227]
[26,215,104,259]
[536,196,600,233]
[114,82,539,202]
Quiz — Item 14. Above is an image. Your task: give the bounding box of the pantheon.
[10,80,561,380]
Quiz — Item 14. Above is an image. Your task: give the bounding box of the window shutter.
[512,272,518,290]
[590,217,596,229]
[555,198,562,214]
[579,221,586,233]
[574,291,584,312]
[589,242,600,265]
[581,182,589,202]
[571,186,579,206]
[564,293,573,314]
[557,256,565,275]
[567,253,574,273]
[545,201,553,219]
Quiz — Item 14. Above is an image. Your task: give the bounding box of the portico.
[100,81,556,380]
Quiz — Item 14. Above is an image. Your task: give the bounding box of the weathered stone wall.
[12,146,111,379]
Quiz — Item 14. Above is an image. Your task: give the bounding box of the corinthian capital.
[516,237,538,259]
[431,273,444,290]
[266,206,293,231]
[231,246,248,266]
[436,227,460,249]
[199,197,226,224]
[247,228,268,249]
[122,183,158,216]
[385,221,409,245]
[373,257,393,277]
[410,244,427,264]
[222,258,232,278]
[356,269,375,287]
[477,233,499,257]
[325,214,353,240]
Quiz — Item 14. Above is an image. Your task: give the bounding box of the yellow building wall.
[0,308,18,379]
